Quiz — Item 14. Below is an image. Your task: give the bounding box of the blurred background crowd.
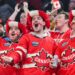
[0,0,74,25]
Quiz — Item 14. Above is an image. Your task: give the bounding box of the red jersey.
[0,37,19,75]
[50,31,64,44]
[55,38,75,75]
[7,32,57,75]
[61,29,71,39]
[50,31,61,39]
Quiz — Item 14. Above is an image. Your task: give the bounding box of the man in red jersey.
[51,10,75,75]
[61,9,75,39]
[0,21,25,75]
[50,11,69,44]
[1,10,57,75]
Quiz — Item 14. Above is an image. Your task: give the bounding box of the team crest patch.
[32,42,39,46]
[4,43,11,46]
[62,42,68,47]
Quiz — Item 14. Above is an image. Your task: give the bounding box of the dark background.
[0,0,71,24]
[27,0,70,12]
[0,0,70,11]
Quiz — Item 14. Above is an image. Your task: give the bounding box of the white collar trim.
[30,32,49,38]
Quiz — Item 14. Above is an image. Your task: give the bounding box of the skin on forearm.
[9,10,19,21]
[23,2,30,17]
[9,4,20,21]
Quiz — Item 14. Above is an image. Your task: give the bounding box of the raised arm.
[9,4,21,21]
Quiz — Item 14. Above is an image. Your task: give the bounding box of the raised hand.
[15,3,21,13]
[23,2,28,9]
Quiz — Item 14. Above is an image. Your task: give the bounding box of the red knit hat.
[69,10,75,27]
[6,21,26,35]
[28,10,50,28]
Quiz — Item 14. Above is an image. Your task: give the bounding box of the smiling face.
[32,15,45,32]
[8,26,21,42]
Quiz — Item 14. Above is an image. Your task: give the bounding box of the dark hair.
[58,11,69,19]
[15,9,25,22]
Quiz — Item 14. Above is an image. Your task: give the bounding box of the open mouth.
[11,33,15,36]
[35,24,38,27]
